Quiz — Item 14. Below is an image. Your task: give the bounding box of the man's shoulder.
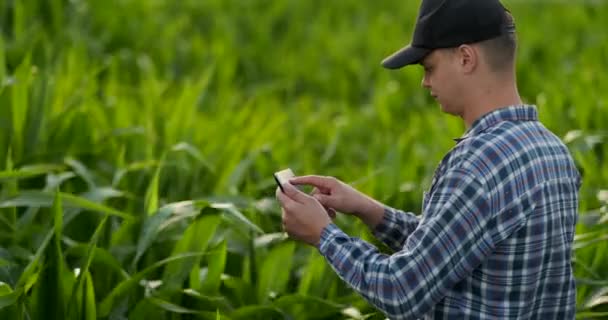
[448,120,572,181]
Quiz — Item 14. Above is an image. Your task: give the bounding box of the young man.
[276,0,581,318]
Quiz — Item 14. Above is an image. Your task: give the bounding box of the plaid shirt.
[318,105,581,319]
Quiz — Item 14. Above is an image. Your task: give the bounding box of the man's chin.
[438,103,458,116]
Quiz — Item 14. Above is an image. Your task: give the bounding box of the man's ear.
[457,44,478,74]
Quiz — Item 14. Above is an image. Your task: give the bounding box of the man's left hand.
[276,182,332,247]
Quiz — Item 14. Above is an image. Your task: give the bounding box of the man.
[275,0,581,319]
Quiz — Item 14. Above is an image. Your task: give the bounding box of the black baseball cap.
[382,0,515,69]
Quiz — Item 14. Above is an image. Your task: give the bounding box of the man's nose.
[421,75,430,89]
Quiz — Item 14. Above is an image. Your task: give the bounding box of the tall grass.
[0,0,607,319]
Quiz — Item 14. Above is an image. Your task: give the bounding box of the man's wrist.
[356,197,385,229]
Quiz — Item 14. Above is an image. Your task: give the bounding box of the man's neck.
[462,80,522,128]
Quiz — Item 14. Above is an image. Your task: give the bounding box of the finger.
[276,186,299,209]
[281,210,287,227]
[312,193,335,208]
[311,187,330,197]
[281,182,311,204]
[290,175,333,190]
[275,187,283,203]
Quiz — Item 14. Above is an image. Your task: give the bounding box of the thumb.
[282,182,310,203]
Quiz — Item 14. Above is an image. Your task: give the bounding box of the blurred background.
[0,0,607,319]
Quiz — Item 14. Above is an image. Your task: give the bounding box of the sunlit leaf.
[84,271,97,320]
[0,191,132,220]
[0,164,63,182]
[144,157,163,216]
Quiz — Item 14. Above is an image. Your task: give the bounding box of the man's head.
[383,0,519,121]
[382,0,515,69]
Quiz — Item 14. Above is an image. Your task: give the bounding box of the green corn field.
[0,0,607,319]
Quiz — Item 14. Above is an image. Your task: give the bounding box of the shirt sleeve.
[371,206,420,251]
[317,168,527,319]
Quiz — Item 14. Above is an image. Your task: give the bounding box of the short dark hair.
[478,12,517,72]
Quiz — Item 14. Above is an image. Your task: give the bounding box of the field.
[1,0,607,319]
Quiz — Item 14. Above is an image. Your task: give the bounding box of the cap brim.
[381,45,431,69]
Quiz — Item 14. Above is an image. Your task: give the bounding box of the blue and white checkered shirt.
[318,105,581,319]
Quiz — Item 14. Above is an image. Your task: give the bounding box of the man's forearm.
[355,196,386,229]
[354,195,420,252]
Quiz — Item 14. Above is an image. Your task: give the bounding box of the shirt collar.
[454,105,538,143]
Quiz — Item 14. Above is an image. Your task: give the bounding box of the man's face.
[419,49,464,116]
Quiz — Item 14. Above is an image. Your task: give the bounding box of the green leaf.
[0,191,132,220]
[83,271,96,320]
[98,252,208,317]
[64,157,96,188]
[298,250,332,297]
[221,275,256,307]
[144,157,163,216]
[0,164,63,182]
[130,296,225,320]
[1,148,18,240]
[574,234,608,250]
[162,212,221,290]
[128,298,162,319]
[0,283,20,309]
[230,305,286,320]
[182,289,233,312]
[67,214,108,319]
[81,187,125,203]
[132,200,210,268]
[0,36,5,96]
[211,202,263,234]
[53,191,63,238]
[111,160,158,187]
[576,311,608,319]
[16,230,53,291]
[45,172,77,191]
[171,141,215,172]
[10,53,32,161]
[65,244,128,279]
[148,296,207,315]
[32,192,66,320]
[200,240,227,294]
[272,293,345,319]
[257,241,295,303]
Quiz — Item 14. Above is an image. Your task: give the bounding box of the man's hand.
[289,175,385,229]
[275,182,332,247]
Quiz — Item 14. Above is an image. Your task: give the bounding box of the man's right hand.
[289,175,385,229]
